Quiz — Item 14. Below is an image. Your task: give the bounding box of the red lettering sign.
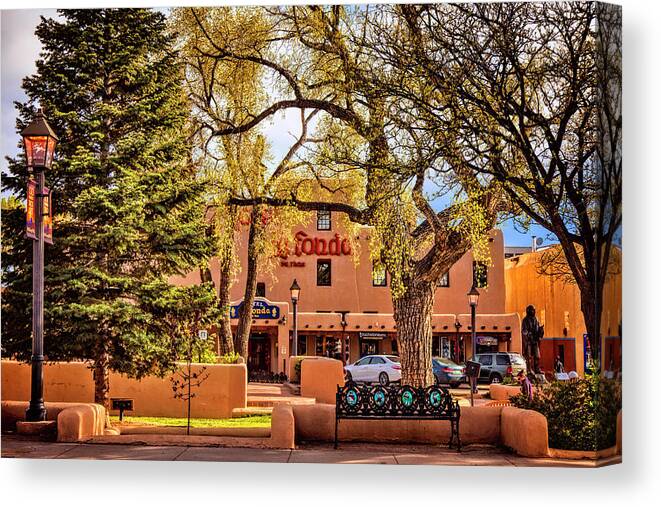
[281,230,352,260]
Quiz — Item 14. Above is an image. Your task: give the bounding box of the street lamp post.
[290,279,301,357]
[337,310,350,365]
[22,108,58,422]
[467,285,480,400]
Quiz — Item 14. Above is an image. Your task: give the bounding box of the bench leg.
[447,419,460,451]
[334,417,339,449]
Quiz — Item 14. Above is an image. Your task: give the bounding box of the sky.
[0,7,551,248]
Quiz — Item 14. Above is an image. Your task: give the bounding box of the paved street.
[1,435,620,467]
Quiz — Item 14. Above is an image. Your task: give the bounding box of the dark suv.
[473,352,527,383]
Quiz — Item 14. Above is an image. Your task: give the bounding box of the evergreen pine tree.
[1,9,215,410]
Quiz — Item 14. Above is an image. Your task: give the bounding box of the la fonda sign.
[279,230,352,259]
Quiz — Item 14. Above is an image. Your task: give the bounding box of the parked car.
[344,355,401,385]
[432,357,465,388]
[472,352,527,384]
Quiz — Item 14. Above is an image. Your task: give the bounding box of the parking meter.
[465,360,481,406]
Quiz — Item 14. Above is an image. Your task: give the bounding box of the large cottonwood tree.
[390,2,622,357]
[181,5,506,386]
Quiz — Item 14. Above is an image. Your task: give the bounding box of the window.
[473,261,488,288]
[372,262,387,286]
[496,354,510,366]
[317,209,331,230]
[256,282,266,298]
[369,357,385,364]
[432,336,441,356]
[437,271,450,287]
[355,357,371,366]
[317,259,331,286]
[297,335,307,355]
[478,355,493,366]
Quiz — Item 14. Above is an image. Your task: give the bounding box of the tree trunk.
[234,207,263,360]
[392,278,435,387]
[93,344,111,412]
[580,284,604,369]
[216,260,235,356]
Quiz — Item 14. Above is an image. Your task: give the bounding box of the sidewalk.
[1,435,620,467]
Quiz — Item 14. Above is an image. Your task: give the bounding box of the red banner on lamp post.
[25,181,53,243]
[43,187,53,244]
[26,179,37,240]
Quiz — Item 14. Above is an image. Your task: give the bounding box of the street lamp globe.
[467,285,480,308]
[21,108,59,170]
[290,279,301,303]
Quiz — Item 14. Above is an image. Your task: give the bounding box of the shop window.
[372,262,387,286]
[297,335,307,355]
[558,344,565,365]
[437,271,450,287]
[432,336,441,356]
[391,339,398,354]
[315,336,324,355]
[473,261,488,288]
[317,259,331,286]
[256,282,266,298]
[317,209,331,230]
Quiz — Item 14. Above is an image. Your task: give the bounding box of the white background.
[1,0,659,505]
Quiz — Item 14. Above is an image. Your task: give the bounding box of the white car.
[344,355,401,385]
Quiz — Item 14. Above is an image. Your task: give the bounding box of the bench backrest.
[335,381,460,419]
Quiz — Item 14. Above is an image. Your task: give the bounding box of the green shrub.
[290,356,306,384]
[511,365,621,451]
[501,374,518,386]
[218,352,241,364]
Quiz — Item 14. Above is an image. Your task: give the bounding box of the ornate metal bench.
[335,381,461,450]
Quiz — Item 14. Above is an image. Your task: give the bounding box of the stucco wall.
[500,406,550,457]
[2,400,107,442]
[172,218,508,316]
[300,358,344,404]
[292,404,503,445]
[1,360,247,418]
[505,247,622,376]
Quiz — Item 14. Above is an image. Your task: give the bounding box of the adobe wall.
[1,360,247,419]
[505,247,622,376]
[2,400,107,442]
[300,358,344,404]
[292,404,503,445]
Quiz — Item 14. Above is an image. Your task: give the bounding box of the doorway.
[248,333,271,373]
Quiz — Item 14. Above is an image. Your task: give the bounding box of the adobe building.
[171,210,522,378]
[505,246,622,377]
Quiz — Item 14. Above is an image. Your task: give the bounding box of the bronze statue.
[521,305,544,373]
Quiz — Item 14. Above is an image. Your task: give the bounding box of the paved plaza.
[1,435,620,467]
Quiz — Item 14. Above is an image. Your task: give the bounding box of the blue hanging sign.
[230,298,280,320]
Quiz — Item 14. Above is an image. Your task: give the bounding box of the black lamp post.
[337,310,350,365]
[22,108,58,422]
[467,285,480,399]
[290,279,301,357]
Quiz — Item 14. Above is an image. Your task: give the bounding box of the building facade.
[505,247,622,377]
[172,211,522,377]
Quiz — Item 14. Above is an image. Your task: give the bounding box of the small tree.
[145,283,219,434]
